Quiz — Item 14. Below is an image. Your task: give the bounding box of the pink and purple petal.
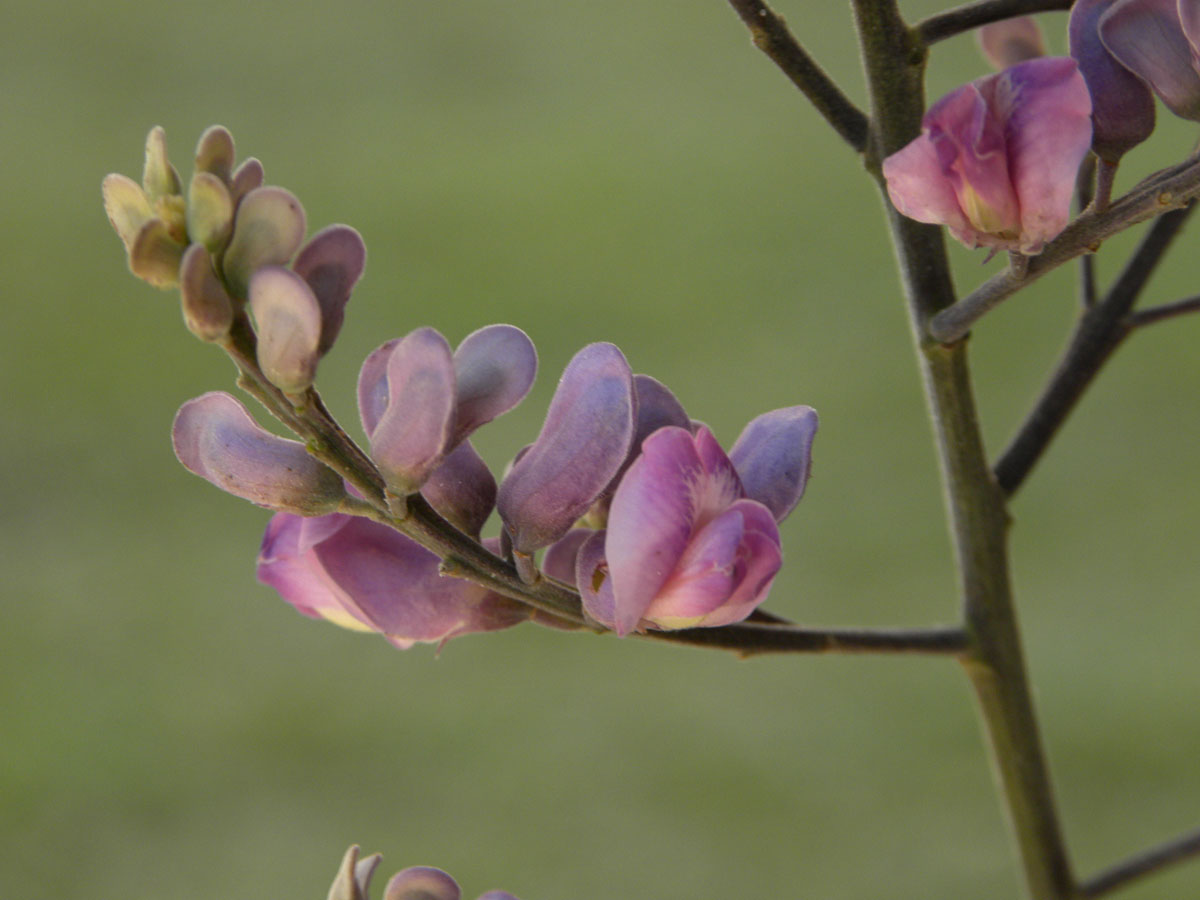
[420,440,497,538]
[173,392,344,514]
[292,224,367,355]
[882,134,978,245]
[496,342,634,553]
[576,529,616,628]
[729,405,818,523]
[452,324,538,445]
[249,266,323,393]
[1101,0,1200,119]
[368,328,457,495]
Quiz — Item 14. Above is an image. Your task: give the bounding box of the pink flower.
[883,57,1092,254]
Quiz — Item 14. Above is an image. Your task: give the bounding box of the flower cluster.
[885,4,1200,254]
[328,845,521,900]
[102,127,819,650]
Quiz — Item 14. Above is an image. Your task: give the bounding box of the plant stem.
[994,204,1194,496]
[1080,825,1200,897]
[1126,292,1200,328]
[917,0,1073,45]
[852,2,1075,896]
[725,0,869,152]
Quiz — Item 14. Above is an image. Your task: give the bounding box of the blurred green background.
[4,2,1200,898]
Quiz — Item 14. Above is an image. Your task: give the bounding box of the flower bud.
[421,440,497,538]
[728,405,818,522]
[1070,0,1156,161]
[326,845,382,900]
[978,16,1046,69]
[222,186,307,298]
[142,125,181,202]
[363,328,457,496]
[173,392,344,514]
[186,171,234,253]
[1100,0,1200,121]
[497,343,634,554]
[179,244,234,341]
[292,224,367,356]
[384,868,461,900]
[249,266,323,393]
[129,217,185,288]
[194,125,235,185]
[451,324,538,445]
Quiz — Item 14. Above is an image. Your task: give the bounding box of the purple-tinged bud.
[173,392,344,514]
[179,245,234,341]
[221,186,307,299]
[728,405,818,523]
[257,513,529,648]
[249,266,323,393]
[421,440,497,538]
[142,126,181,202]
[588,426,782,635]
[327,845,382,900]
[978,16,1046,69]
[129,217,185,288]
[365,328,457,495]
[292,225,367,356]
[194,125,235,185]
[102,173,154,255]
[229,157,264,208]
[187,172,234,253]
[883,58,1092,254]
[1100,0,1200,120]
[384,868,461,900]
[497,343,635,554]
[1070,0,1157,160]
[452,324,538,446]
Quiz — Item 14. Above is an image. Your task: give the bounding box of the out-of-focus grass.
[3,2,1200,898]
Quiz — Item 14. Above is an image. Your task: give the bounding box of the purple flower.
[327,847,521,900]
[571,406,817,635]
[882,57,1092,254]
[1070,0,1157,161]
[1099,0,1200,121]
[256,513,529,648]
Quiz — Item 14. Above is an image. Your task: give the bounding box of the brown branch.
[1127,292,1200,328]
[1081,825,1200,897]
[726,0,869,152]
[918,0,1073,46]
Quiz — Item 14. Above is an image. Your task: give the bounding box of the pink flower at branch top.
[882,57,1093,254]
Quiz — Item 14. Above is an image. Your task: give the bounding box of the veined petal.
[882,133,979,247]
[998,57,1093,253]
[729,406,818,523]
[452,324,538,446]
[605,426,701,635]
[642,506,745,629]
[1101,0,1200,119]
[173,392,344,514]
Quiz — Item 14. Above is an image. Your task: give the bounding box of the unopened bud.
[179,245,234,341]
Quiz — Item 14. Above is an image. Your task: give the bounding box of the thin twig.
[726,0,869,152]
[993,204,1194,496]
[1127,292,1200,328]
[918,0,1073,45]
[1081,826,1200,897]
[1076,155,1097,308]
[928,155,1200,344]
[648,623,968,657]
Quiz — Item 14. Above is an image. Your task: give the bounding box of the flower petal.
[385,868,462,900]
[249,266,323,393]
[882,133,979,247]
[222,186,307,299]
[368,328,456,495]
[1070,0,1156,160]
[1101,0,1200,119]
[193,125,235,185]
[728,405,818,523]
[179,244,234,342]
[605,426,701,635]
[173,392,344,514]
[451,324,538,446]
[497,343,634,553]
[575,529,616,628]
[292,224,367,356]
[421,440,497,538]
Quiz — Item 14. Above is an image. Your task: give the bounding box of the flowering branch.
[1080,825,1200,898]
[928,157,1200,344]
[725,0,869,152]
[993,204,1194,496]
[918,0,1073,46]
[853,2,1076,897]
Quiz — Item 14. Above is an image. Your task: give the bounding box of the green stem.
[851,3,1075,897]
